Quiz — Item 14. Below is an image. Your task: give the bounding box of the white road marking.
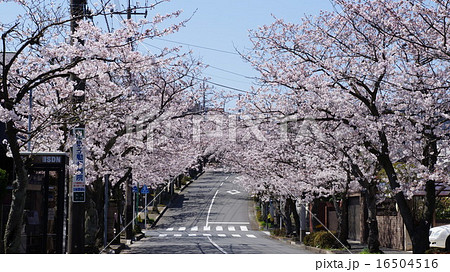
[232,234,241,238]
[191,226,198,231]
[158,234,167,237]
[207,236,227,254]
[218,234,226,237]
[208,222,250,225]
[246,234,257,238]
[203,233,212,237]
[166,228,174,231]
[174,234,182,237]
[240,226,248,231]
[178,227,186,231]
[206,189,220,227]
[216,226,223,231]
[203,226,211,231]
[188,234,197,237]
[228,226,236,231]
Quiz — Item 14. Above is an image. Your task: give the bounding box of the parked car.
[429,224,450,251]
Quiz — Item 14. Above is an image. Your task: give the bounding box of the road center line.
[205,175,231,254]
[220,175,229,187]
[206,189,219,228]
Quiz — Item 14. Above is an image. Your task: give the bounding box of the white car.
[429,224,450,250]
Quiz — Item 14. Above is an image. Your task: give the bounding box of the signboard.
[41,156,62,163]
[132,185,139,193]
[141,185,149,194]
[72,128,85,202]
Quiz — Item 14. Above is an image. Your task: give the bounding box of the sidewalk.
[268,235,411,254]
[107,172,203,254]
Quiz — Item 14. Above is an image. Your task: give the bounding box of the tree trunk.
[332,193,350,249]
[0,202,3,253]
[282,199,293,236]
[287,198,300,240]
[348,160,380,251]
[89,178,104,247]
[84,198,98,253]
[376,132,422,253]
[415,130,438,253]
[3,120,28,253]
[152,186,159,213]
[365,182,381,253]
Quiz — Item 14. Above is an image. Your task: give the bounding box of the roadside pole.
[144,193,147,228]
[132,184,138,232]
[135,182,139,228]
[141,185,149,229]
[103,174,109,247]
[67,0,87,254]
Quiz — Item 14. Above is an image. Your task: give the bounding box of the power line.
[207,65,255,79]
[109,14,256,95]
[141,40,254,80]
[153,37,240,56]
[139,41,256,94]
[203,72,253,85]
[197,77,255,95]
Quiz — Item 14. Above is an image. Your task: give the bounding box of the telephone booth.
[19,152,69,254]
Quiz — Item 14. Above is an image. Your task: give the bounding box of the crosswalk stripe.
[163,225,255,234]
[155,232,257,239]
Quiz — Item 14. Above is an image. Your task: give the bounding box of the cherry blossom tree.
[1,0,206,253]
[242,0,449,253]
[212,110,354,245]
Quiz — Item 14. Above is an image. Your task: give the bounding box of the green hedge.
[303,231,342,249]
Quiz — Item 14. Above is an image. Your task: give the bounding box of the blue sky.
[145,0,334,104]
[1,0,333,107]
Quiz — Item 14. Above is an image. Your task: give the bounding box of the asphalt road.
[122,169,313,254]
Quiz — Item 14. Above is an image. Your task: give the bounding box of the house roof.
[414,181,450,197]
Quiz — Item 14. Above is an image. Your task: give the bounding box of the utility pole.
[111,1,147,242]
[125,172,133,241]
[67,0,87,254]
[103,174,109,248]
[112,0,148,21]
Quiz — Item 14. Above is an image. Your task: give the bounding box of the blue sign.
[132,186,139,193]
[141,185,149,194]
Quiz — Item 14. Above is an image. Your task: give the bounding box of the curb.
[266,234,334,254]
[267,234,410,254]
[102,233,145,254]
[251,201,331,254]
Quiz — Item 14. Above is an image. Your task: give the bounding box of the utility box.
[18,152,69,253]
